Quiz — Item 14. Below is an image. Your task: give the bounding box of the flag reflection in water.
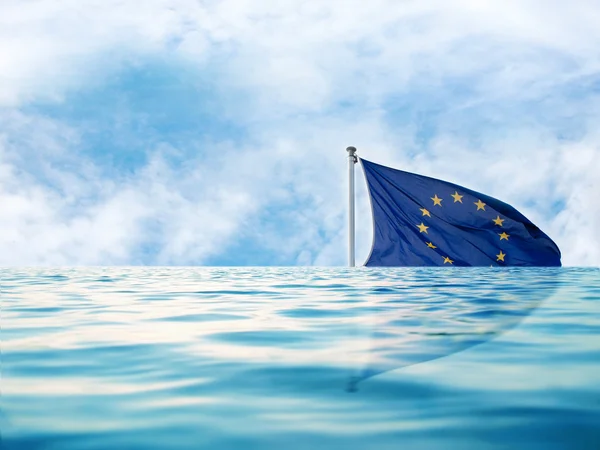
[346,267,562,391]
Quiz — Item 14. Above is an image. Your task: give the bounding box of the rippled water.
[2,267,599,449]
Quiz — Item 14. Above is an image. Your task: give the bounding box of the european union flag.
[361,158,561,267]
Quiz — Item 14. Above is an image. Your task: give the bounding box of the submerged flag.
[360,158,561,267]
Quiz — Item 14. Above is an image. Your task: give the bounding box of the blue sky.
[1,0,599,266]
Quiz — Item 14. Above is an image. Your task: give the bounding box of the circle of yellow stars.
[415,191,511,265]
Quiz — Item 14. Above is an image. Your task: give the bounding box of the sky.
[1,0,599,266]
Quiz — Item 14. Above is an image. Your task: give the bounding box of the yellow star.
[431,194,442,207]
[417,223,429,233]
[451,191,463,203]
[443,256,453,264]
[498,232,510,241]
[426,242,437,249]
[474,199,486,211]
[420,208,431,217]
[496,251,506,262]
[493,215,504,226]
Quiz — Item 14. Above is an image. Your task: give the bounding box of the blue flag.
[361,158,561,267]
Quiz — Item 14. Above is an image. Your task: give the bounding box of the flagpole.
[347,146,357,267]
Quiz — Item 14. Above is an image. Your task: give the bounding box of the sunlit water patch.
[1,267,599,449]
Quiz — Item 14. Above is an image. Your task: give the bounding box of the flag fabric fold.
[360,158,561,267]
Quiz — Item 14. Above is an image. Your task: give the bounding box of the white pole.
[347,146,357,267]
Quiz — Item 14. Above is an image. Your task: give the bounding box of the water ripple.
[1,267,599,449]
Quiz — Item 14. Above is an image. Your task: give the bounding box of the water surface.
[1,267,599,449]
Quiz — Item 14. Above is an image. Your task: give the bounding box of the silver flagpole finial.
[347,147,357,267]
[347,146,357,162]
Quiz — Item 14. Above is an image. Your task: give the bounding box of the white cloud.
[0,117,286,265]
[1,0,599,265]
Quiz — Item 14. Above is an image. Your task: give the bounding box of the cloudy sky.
[1,0,599,266]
